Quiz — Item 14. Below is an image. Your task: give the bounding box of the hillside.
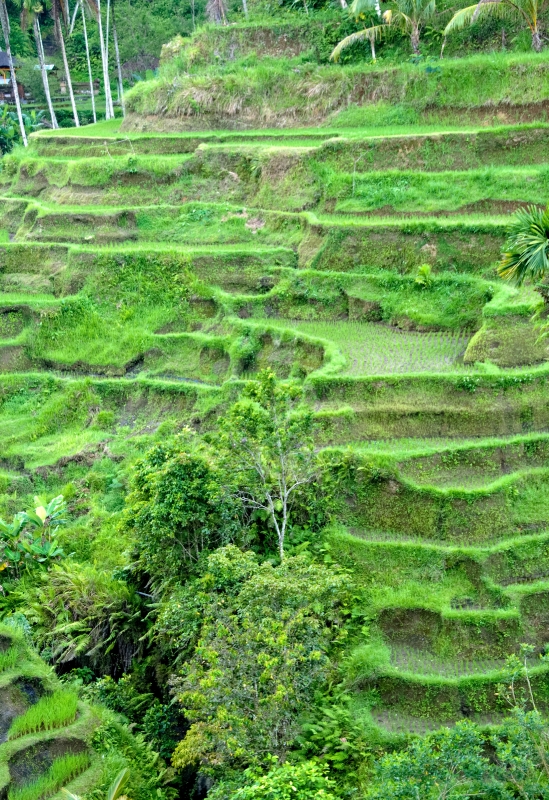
[1,22,549,799]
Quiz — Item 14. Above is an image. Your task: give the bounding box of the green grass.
[0,647,19,673]
[8,691,79,739]
[8,753,91,800]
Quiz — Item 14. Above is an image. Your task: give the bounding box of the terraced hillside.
[2,103,549,739]
[0,623,103,800]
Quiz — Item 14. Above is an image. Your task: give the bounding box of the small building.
[0,49,16,85]
[0,50,24,102]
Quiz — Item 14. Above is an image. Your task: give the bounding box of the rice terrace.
[3,0,549,797]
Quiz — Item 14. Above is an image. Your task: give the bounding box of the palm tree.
[80,0,96,123]
[444,0,546,52]
[95,0,113,118]
[20,0,58,128]
[0,0,28,145]
[331,0,436,58]
[52,0,79,126]
[497,205,549,302]
[110,0,124,116]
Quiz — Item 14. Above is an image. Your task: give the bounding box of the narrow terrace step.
[326,165,549,217]
[30,129,342,157]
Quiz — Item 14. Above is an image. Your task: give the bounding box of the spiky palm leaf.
[330,24,386,60]
[107,769,130,800]
[498,205,549,286]
[349,0,380,13]
[331,0,436,59]
[444,0,513,33]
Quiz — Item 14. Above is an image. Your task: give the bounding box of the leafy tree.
[444,0,547,51]
[171,546,350,777]
[209,759,339,800]
[121,437,241,586]
[217,370,317,561]
[331,0,436,59]
[497,204,549,303]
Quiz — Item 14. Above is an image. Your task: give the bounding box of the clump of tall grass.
[8,690,78,739]
[0,646,19,672]
[8,753,90,800]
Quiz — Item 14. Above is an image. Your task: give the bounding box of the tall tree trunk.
[111,1,124,117]
[369,32,376,59]
[242,0,248,16]
[34,17,58,129]
[105,0,114,117]
[96,0,113,119]
[410,23,420,54]
[55,13,80,126]
[81,2,96,123]
[69,0,80,34]
[0,0,27,146]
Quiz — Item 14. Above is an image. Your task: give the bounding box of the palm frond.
[107,769,130,800]
[349,0,380,15]
[444,1,513,33]
[83,0,99,18]
[497,205,549,286]
[330,24,387,60]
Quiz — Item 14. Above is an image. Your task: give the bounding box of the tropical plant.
[216,369,317,561]
[19,0,58,128]
[20,561,143,673]
[331,0,437,59]
[444,0,547,52]
[415,263,434,288]
[0,495,67,578]
[0,0,28,145]
[497,205,549,301]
